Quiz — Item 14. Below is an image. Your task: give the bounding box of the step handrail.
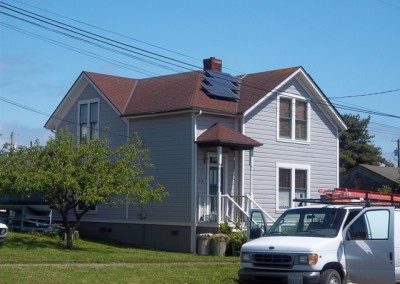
[244,194,275,223]
[221,194,249,218]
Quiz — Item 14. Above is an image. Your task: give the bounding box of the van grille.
[252,253,293,268]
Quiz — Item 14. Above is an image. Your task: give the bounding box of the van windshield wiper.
[297,231,324,237]
[268,231,287,236]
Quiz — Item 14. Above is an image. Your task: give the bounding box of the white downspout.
[249,149,254,208]
[217,145,222,223]
[191,110,202,253]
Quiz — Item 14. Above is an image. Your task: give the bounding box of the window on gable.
[89,102,98,139]
[295,101,307,140]
[79,101,99,141]
[278,165,309,210]
[279,97,308,141]
[279,98,292,138]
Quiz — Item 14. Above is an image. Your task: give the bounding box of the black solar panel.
[203,69,240,101]
[205,69,239,84]
[205,76,239,91]
[202,84,240,100]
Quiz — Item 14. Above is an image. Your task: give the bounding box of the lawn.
[0,231,240,284]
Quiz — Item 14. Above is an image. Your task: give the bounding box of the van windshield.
[268,208,346,237]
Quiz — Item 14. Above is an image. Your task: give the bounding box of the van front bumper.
[238,268,320,284]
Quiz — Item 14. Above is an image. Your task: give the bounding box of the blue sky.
[1,0,399,164]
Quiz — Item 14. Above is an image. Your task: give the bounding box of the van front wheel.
[319,269,341,284]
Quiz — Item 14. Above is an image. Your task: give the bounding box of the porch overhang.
[196,123,262,150]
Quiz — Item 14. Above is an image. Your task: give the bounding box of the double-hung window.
[79,100,99,141]
[277,163,310,210]
[278,97,309,141]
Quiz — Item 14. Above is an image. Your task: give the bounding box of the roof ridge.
[123,80,139,114]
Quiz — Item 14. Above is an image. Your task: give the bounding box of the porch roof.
[196,123,262,150]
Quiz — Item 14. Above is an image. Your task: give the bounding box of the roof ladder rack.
[294,188,400,207]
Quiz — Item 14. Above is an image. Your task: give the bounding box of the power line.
[330,88,400,99]
[1,1,400,122]
[0,96,131,140]
[0,7,191,73]
[11,0,201,63]
[0,2,202,71]
[0,22,158,77]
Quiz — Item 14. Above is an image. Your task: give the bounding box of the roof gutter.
[122,108,240,119]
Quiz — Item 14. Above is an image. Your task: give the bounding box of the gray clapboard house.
[44,57,346,253]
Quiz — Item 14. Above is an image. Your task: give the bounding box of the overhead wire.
[10,0,201,62]
[0,22,158,77]
[0,96,132,140]
[0,9,190,73]
[330,88,400,99]
[1,1,399,141]
[2,1,399,113]
[0,1,201,71]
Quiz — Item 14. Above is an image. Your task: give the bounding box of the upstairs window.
[79,100,99,141]
[279,97,309,141]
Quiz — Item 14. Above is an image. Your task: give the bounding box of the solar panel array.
[202,69,240,101]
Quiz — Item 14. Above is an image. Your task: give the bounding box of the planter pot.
[210,233,230,256]
[197,233,212,255]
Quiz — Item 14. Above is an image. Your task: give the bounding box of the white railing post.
[217,146,222,223]
[249,149,254,205]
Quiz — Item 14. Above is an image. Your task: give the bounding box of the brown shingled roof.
[84,67,300,116]
[124,71,239,115]
[196,123,262,150]
[238,67,300,113]
[84,71,137,113]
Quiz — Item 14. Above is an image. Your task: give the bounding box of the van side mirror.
[250,227,262,239]
[248,210,267,240]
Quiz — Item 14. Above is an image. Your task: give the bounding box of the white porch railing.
[198,194,275,225]
[198,194,218,222]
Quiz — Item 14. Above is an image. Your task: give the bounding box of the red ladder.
[318,188,400,206]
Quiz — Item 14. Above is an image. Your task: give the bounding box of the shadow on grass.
[5,233,66,250]
[3,231,136,253]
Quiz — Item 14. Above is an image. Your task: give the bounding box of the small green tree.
[339,114,393,173]
[378,184,393,194]
[0,129,167,249]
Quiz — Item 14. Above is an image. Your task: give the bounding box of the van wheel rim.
[329,277,339,284]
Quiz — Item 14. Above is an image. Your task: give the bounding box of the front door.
[343,207,395,284]
[209,165,223,215]
[208,155,224,218]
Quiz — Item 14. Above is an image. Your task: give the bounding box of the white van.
[239,205,400,284]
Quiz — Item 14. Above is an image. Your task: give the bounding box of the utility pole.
[11,131,14,149]
[398,138,400,168]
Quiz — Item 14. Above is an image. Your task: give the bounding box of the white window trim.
[275,162,311,212]
[277,95,311,144]
[77,98,100,142]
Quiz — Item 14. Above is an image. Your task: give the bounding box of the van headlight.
[298,254,318,265]
[240,252,251,262]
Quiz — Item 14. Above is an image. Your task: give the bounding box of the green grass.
[0,232,240,283]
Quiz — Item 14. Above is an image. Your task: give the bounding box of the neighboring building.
[43,57,346,253]
[340,164,400,192]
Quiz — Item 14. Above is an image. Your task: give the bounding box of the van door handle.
[390,252,393,261]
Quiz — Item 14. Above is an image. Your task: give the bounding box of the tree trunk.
[65,228,74,249]
[61,209,74,250]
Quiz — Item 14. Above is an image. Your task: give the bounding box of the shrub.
[219,220,247,256]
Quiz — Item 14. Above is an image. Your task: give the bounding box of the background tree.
[0,130,167,249]
[339,114,393,173]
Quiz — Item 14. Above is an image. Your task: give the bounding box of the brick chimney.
[203,57,222,72]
